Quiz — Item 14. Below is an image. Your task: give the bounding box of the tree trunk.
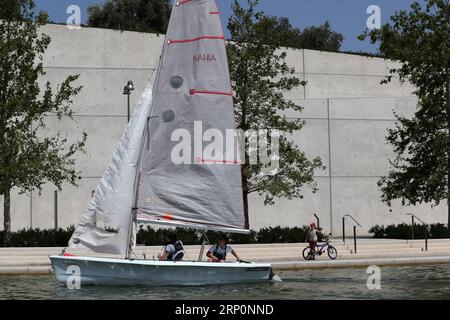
[3,188,11,245]
[241,165,250,230]
[447,79,450,233]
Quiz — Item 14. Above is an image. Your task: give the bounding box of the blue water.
[1,264,450,299]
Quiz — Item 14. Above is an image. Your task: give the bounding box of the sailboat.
[49,0,275,286]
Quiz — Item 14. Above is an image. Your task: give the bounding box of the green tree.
[256,16,303,49]
[87,0,171,34]
[254,16,343,51]
[360,0,450,227]
[228,0,324,226]
[0,0,31,20]
[0,3,86,242]
[297,21,344,52]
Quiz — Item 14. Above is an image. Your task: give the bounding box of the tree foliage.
[255,16,343,51]
[0,0,32,20]
[87,0,171,34]
[86,0,343,51]
[0,2,86,237]
[360,0,450,225]
[227,0,324,224]
[296,21,344,52]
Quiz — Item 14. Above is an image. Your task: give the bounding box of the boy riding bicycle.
[305,223,325,259]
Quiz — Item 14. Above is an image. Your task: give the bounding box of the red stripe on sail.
[189,89,233,96]
[176,0,192,6]
[168,36,225,44]
[209,11,221,14]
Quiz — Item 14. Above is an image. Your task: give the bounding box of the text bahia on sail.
[50,0,275,286]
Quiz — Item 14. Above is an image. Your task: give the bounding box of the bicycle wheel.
[302,247,313,260]
[327,246,338,260]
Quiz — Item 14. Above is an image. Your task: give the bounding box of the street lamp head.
[127,80,134,91]
[123,81,135,95]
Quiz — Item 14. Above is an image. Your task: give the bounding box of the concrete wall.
[0,24,447,235]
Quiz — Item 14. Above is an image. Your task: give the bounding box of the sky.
[34,0,426,53]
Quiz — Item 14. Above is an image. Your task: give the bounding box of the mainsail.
[136,0,247,233]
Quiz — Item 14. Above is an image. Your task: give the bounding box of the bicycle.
[302,240,338,260]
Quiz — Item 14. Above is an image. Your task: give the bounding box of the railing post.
[425,226,428,251]
[353,226,357,254]
[411,215,415,240]
[54,190,58,230]
[127,93,131,123]
[342,217,345,243]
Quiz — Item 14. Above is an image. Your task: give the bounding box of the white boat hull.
[49,255,273,286]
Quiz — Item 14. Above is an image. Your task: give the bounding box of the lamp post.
[123,80,135,122]
[406,213,415,240]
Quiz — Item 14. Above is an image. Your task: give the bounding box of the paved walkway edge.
[271,256,450,271]
[0,267,52,275]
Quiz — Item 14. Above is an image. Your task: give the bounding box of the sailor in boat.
[206,234,241,263]
[158,232,185,261]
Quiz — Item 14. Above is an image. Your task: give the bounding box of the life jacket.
[167,240,184,261]
[213,243,228,260]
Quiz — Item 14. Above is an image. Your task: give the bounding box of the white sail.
[69,87,153,255]
[136,0,247,233]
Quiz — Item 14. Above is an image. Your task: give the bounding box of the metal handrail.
[406,213,427,226]
[344,214,362,228]
[342,214,362,254]
[406,213,429,251]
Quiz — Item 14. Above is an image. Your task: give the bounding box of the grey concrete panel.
[290,119,329,177]
[283,98,328,120]
[305,73,415,99]
[330,97,418,120]
[304,49,403,76]
[41,115,126,177]
[40,68,157,114]
[281,47,304,74]
[2,190,31,231]
[41,25,164,69]
[248,177,331,231]
[29,178,100,230]
[330,119,395,177]
[331,177,448,235]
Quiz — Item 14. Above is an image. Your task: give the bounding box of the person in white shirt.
[158,232,185,261]
[207,234,240,262]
